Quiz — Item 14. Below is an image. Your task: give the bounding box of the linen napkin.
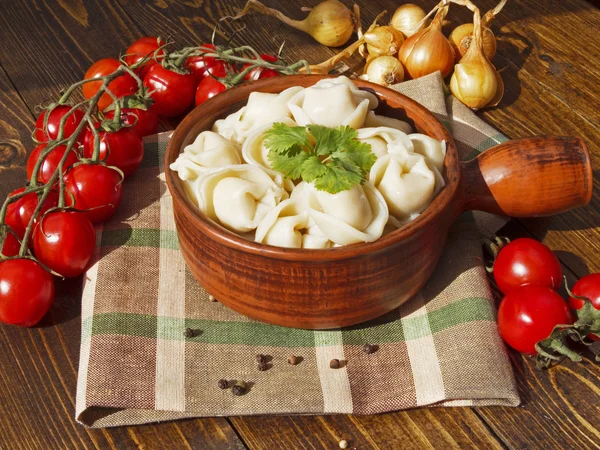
[75,72,519,427]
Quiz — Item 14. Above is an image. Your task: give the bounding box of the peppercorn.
[256,354,266,364]
[330,358,341,369]
[288,355,300,365]
[363,343,377,354]
[232,381,246,396]
[217,379,229,389]
[183,327,199,338]
[257,361,268,371]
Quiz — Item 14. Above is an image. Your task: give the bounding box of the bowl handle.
[460,136,593,216]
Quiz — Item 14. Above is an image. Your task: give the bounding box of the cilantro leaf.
[300,155,328,183]
[261,122,375,194]
[263,122,311,155]
[314,163,363,194]
[268,149,309,180]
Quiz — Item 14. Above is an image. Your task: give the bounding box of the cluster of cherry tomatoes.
[493,238,599,356]
[0,36,281,327]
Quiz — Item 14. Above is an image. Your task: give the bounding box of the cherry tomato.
[26,144,79,184]
[498,285,573,354]
[124,36,165,79]
[83,58,138,111]
[185,44,229,82]
[104,107,159,137]
[83,128,144,178]
[1,233,20,257]
[34,106,85,145]
[5,188,59,239]
[33,211,96,278]
[64,164,123,223]
[493,238,562,294]
[143,64,197,117]
[195,76,227,106]
[568,273,600,341]
[241,54,280,80]
[0,259,55,327]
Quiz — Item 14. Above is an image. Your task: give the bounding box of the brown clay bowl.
[165,75,592,329]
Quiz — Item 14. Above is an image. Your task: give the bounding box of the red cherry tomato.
[5,188,59,239]
[143,64,197,117]
[568,273,600,341]
[498,285,573,354]
[493,238,562,294]
[64,164,123,223]
[33,211,96,278]
[1,233,20,257]
[26,144,79,184]
[34,106,85,145]
[83,58,138,111]
[124,36,165,79]
[83,128,144,178]
[195,76,227,106]
[185,44,229,82]
[0,259,55,327]
[241,54,280,80]
[104,108,159,137]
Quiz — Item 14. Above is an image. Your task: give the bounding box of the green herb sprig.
[264,123,376,194]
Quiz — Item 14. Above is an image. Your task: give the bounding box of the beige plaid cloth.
[75,72,519,427]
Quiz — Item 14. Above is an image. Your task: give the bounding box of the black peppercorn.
[255,354,266,364]
[363,344,377,354]
[184,327,198,338]
[257,361,268,371]
[330,358,340,369]
[232,381,246,396]
[217,379,229,389]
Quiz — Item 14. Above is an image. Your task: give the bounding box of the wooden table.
[0,0,599,448]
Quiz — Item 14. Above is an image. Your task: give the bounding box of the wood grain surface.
[0,0,598,449]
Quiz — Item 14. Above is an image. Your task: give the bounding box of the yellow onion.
[398,6,454,79]
[365,26,405,57]
[362,56,405,86]
[449,24,496,62]
[449,9,502,110]
[390,4,426,37]
[229,0,355,47]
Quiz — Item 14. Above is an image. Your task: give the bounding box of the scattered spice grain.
[363,343,377,354]
[217,379,229,389]
[330,358,341,369]
[288,355,300,365]
[232,381,246,396]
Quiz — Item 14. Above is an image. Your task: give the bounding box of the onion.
[449,24,497,62]
[228,0,355,48]
[398,6,454,79]
[390,4,426,37]
[449,8,502,109]
[365,26,404,57]
[362,56,404,86]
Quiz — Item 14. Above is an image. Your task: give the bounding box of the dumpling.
[170,131,242,180]
[369,152,438,222]
[212,87,303,144]
[409,134,446,174]
[288,76,378,129]
[196,165,290,233]
[255,199,333,249]
[290,181,389,246]
[242,117,298,171]
[364,111,413,134]
[356,127,414,158]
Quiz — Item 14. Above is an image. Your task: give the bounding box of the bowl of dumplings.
[165,75,592,329]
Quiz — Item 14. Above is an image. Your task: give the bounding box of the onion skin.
[398,22,455,79]
[450,43,498,109]
[390,4,426,37]
[365,26,405,57]
[449,23,497,62]
[364,56,405,86]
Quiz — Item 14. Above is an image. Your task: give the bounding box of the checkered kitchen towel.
[75,72,519,427]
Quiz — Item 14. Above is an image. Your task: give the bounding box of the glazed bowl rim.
[165,75,460,262]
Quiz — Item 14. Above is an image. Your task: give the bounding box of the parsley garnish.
[264,123,376,194]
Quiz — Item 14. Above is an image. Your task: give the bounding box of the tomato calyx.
[484,235,511,273]
[534,278,600,368]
